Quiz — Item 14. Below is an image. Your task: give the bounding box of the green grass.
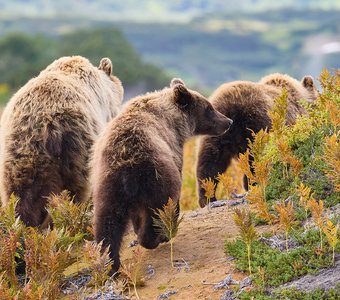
[225,229,333,287]
[238,284,340,300]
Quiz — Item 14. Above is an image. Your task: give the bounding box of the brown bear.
[0,55,123,227]
[91,78,233,273]
[196,73,318,208]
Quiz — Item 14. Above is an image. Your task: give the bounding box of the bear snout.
[214,115,233,136]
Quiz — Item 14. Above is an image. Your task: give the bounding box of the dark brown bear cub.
[91,79,232,273]
[196,73,318,208]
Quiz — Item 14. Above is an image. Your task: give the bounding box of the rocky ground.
[79,201,340,300]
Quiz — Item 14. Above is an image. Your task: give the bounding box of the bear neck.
[145,101,192,171]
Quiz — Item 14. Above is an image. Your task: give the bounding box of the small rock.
[214,275,239,290]
[220,290,236,300]
[189,211,199,218]
[210,200,227,208]
[62,274,91,294]
[259,235,300,251]
[157,290,177,299]
[129,240,138,247]
[146,264,155,279]
[276,258,340,293]
[173,259,190,272]
[228,199,246,207]
[85,290,128,300]
[231,192,248,199]
[239,277,252,289]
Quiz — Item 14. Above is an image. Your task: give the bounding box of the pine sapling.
[297,182,312,221]
[268,89,288,139]
[47,190,93,239]
[308,198,327,252]
[276,139,302,178]
[274,200,296,251]
[247,185,275,224]
[323,219,339,266]
[200,177,216,211]
[216,172,233,202]
[153,198,183,267]
[324,134,340,192]
[120,246,144,300]
[82,241,112,291]
[238,149,255,187]
[233,208,257,274]
[24,227,74,299]
[248,128,270,162]
[0,193,23,289]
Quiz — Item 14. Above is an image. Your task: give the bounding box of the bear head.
[170,78,233,136]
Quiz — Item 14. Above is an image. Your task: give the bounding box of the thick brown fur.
[0,56,123,227]
[196,73,318,208]
[91,79,232,273]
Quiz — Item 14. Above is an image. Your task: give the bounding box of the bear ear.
[98,57,112,76]
[170,78,185,88]
[301,75,314,90]
[172,81,193,109]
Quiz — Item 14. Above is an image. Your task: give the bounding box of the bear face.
[91,78,233,274]
[170,78,233,137]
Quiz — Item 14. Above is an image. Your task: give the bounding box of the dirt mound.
[120,203,266,299]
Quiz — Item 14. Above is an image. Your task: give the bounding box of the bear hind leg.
[94,208,129,274]
[136,209,162,250]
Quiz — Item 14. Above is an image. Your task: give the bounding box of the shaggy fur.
[91,78,233,273]
[0,56,123,227]
[196,73,318,208]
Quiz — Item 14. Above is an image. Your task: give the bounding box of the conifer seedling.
[216,172,233,202]
[308,198,327,252]
[323,219,339,266]
[120,246,144,300]
[233,208,257,274]
[297,182,312,221]
[200,177,216,211]
[274,200,296,251]
[152,198,183,267]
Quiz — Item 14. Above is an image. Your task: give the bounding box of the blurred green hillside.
[0,0,339,102]
[118,9,340,89]
[1,0,340,22]
[0,29,170,104]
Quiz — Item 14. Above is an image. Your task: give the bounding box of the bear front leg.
[94,208,128,274]
[243,154,255,191]
[196,136,234,208]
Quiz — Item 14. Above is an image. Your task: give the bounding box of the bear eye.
[205,105,215,117]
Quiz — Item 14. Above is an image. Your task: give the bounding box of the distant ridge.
[1,0,340,22]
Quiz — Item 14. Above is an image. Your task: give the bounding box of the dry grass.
[180,138,245,210]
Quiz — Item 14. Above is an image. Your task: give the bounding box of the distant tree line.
[0,28,170,99]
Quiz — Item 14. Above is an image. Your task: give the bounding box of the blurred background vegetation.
[0,0,339,104]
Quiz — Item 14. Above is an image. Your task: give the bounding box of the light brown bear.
[196,73,318,208]
[0,56,123,227]
[91,78,233,273]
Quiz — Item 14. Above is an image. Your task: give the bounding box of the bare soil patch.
[120,203,270,300]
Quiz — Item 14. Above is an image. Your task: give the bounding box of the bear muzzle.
[213,115,233,136]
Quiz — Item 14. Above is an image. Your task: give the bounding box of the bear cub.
[196,73,318,208]
[91,78,233,273]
